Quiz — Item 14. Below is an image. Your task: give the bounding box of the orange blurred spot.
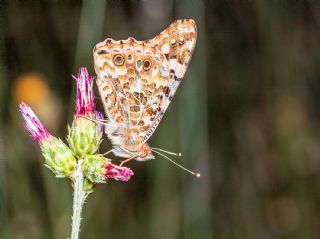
[13,73,49,105]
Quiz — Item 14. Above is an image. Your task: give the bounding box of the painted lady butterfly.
[93,19,197,169]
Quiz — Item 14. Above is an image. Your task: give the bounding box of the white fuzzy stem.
[70,160,87,239]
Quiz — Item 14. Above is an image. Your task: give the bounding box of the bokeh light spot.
[13,73,49,105]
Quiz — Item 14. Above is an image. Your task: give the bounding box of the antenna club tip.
[178,152,182,157]
[196,173,201,178]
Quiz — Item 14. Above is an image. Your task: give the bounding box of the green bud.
[67,116,103,158]
[82,155,109,183]
[41,137,77,178]
[83,178,95,193]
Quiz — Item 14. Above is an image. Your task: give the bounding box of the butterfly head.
[134,143,155,161]
[112,143,155,161]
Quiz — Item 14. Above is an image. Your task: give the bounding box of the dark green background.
[2,0,320,238]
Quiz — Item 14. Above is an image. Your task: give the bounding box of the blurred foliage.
[2,0,320,239]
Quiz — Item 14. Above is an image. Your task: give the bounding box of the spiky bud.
[41,138,77,178]
[19,102,77,178]
[67,115,103,158]
[81,155,109,183]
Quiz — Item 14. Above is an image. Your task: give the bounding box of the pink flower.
[19,102,50,142]
[74,67,95,116]
[104,163,134,181]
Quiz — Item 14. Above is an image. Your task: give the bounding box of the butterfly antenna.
[150,147,182,157]
[151,149,200,178]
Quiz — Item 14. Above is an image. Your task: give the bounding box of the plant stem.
[71,160,87,239]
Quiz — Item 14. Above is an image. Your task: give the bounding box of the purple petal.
[74,67,95,116]
[104,163,134,181]
[19,102,50,141]
[95,111,105,132]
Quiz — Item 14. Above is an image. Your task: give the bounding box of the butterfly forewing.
[141,19,197,143]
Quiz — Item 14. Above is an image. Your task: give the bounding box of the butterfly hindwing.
[94,38,170,152]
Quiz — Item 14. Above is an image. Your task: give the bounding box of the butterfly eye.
[143,60,151,70]
[113,54,125,66]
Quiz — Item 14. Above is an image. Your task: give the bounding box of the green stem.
[71,160,87,239]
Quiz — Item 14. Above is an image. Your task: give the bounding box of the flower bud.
[19,102,77,178]
[82,155,134,183]
[67,115,103,158]
[41,138,77,178]
[81,155,109,183]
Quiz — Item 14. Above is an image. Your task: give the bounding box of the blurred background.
[2,0,320,238]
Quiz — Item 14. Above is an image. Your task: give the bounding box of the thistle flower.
[19,102,77,178]
[74,67,95,116]
[105,163,134,182]
[67,68,103,157]
[19,68,133,239]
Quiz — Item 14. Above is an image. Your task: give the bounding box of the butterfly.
[93,19,197,166]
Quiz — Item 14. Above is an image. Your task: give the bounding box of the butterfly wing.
[94,38,170,155]
[93,19,197,156]
[142,19,197,143]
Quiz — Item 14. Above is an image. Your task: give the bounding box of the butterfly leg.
[103,150,112,156]
[120,156,136,166]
